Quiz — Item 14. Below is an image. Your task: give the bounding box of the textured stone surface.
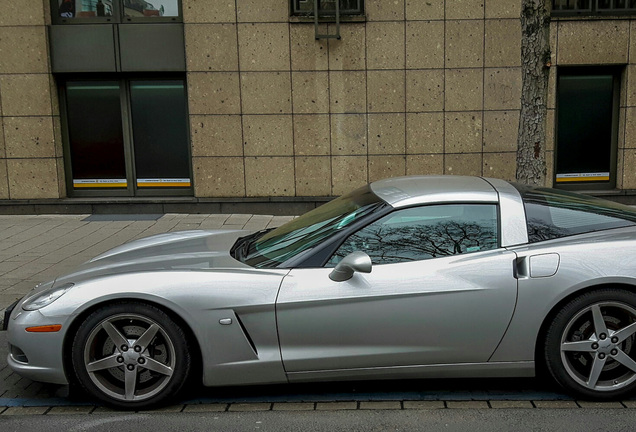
[559,21,629,65]
[483,152,516,181]
[445,112,483,153]
[4,117,56,158]
[445,153,482,176]
[407,112,444,154]
[295,156,331,196]
[7,158,59,199]
[359,401,402,410]
[368,70,406,113]
[485,19,521,67]
[483,110,519,153]
[329,25,366,71]
[330,71,367,113]
[292,72,330,113]
[446,0,485,19]
[446,20,484,68]
[0,0,45,26]
[193,157,245,197]
[331,156,367,195]
[272,403,315,411]
[238,23,290,71]
[484,68,522,110]
[489,401,533,409]
[185,24,238,72]
[243,115,293,156]
[0,27,48,74]
[236,0,288,22]
[315,402,358,410]
[406,21,445,69]
[367,22,406,70]
[369,155,406,182]
[406,0,444,20]
[331,114,367,155]
[485,0,520,18]
[406,70,444,112]
[290,24,328,71]
[366,0,405,21]
[187,72,241,114]
[245,157,295,196]
[533,401,578,409]
[0,74,52,116]
[182,0,236,23]
[0,119,5,157]
[447,401,490,409]
[293,114,331,155]
[0,160,8,199]
[368,113,406,155]
[241,72,292,114]
[445,69,484,111]
[403,401,445,409]
[190,115,243,157]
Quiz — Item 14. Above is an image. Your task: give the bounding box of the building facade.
[0,0,635,212]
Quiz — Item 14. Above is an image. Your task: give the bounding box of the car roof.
[369,176,500,208]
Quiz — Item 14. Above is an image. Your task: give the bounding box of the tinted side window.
[515,185,636,243]
[327,204,499,266]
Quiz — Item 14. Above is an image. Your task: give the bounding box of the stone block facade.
[0,1,636,201]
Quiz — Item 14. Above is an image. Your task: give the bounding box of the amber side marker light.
[25,324,62,333]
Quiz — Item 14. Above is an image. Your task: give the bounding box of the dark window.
[513,184,636,243]
[555,69,619,189]
[552,0,636,16]
[328,204,499,266]
[291,0,364,16]
[53,0,181,23]
[62,77,191,196]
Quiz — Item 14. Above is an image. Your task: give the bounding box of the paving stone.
[91,406,121,414]
[490,401,534,409]
[138,404,184,413]
[533,400,579,409]
[183,404,228,412]
[577,401,624,409]
[622,401,636,408]
[315,402,358,411]
[228,403,272,412]
[447,401,489,409]
[1,406,49,415]
[272,402,315,411]
[47,406,94,415]
[359,401,401,410]
[403,401,445,409]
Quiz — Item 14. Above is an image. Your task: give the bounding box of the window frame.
[58,73,193,198]
[552,0,636,16]
[324,202,502,267]
[51,0,182,25]
[290,0,365,17]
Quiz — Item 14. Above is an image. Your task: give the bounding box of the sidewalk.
[0,213,295,316]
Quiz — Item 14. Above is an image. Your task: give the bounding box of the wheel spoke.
[591,304,609,338]
[613,322,636,344]
[586,355,607,389]
[86,354,121,372]
[124,368,137,400]
[561,340,596,352]
[613,349,636,373]
[102,321,129,349]
[133,324,159,352]
[142,358,173,377]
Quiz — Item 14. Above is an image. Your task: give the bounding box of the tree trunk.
[516,0,551,185]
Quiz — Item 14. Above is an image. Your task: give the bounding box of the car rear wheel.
[71,302,192,410]
[545,289,636,400]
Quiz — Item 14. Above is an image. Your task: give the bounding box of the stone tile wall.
[185,0,524,198]
[0,0,63,200]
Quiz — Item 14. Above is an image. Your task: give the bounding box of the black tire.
[545,288,636,400]
[71,302,192,410]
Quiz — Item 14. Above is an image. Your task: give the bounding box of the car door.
[276,203,518,374]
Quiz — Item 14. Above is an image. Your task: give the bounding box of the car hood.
[53,229,252,285]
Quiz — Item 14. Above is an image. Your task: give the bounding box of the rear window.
[513,184,636,243]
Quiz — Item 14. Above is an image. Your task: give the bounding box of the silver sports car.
[6,175,636,409]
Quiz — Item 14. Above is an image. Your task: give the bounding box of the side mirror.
[329,251,372,282]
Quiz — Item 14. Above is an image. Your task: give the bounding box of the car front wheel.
[71,302,192,410]
[545,289,636,400]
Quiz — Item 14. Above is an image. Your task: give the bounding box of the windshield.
[240,185,384,268]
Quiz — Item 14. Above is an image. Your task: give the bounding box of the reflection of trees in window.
[330,218,498,266]
[527,218,568,243]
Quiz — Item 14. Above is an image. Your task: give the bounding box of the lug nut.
[116,356,124,363]
[134,346,142,353]
[127,364,135,371]
[611,349,618,356]
[592,343,599,350]
[612,337,619,344]
[138,357,146,364]
[599,353,606,359]
[600,333,607,340]
[121,345,129,352]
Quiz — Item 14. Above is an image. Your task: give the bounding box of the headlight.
[22,283,74,311]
